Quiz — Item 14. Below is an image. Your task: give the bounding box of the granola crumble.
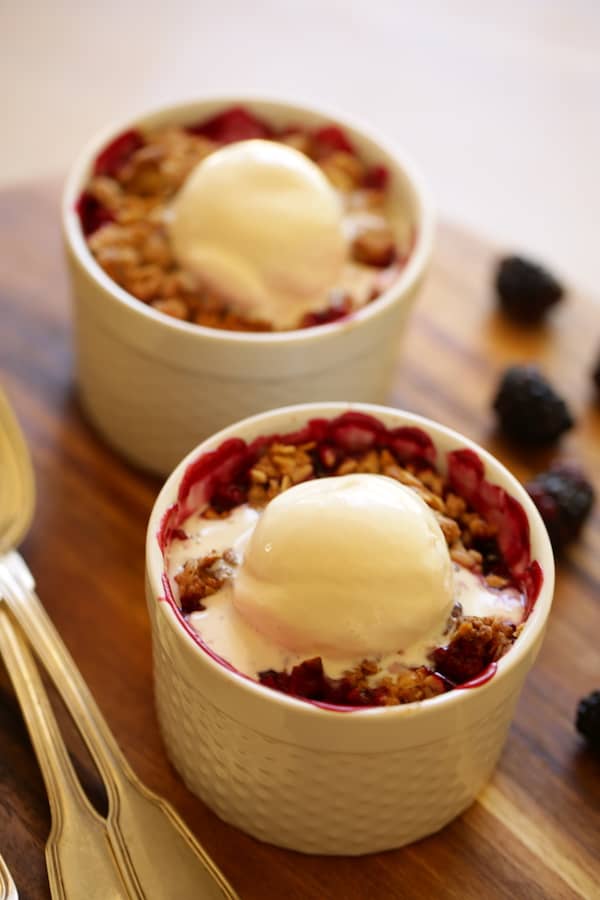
[175,552,235,614]
[432,617,516,684]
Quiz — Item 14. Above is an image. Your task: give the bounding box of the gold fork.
[0,602,135,899]
[0,388,239,898]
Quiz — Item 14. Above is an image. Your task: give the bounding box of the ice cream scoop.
[168,139,346,329]
[232,474,455,658]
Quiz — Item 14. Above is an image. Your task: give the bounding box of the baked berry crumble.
[158,412,543,709]
[77,107,412,332]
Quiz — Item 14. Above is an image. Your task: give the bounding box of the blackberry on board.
[576,691,600,752]
[495,255,564,323]
[492,365,574,445]
[593,352,600,392]
[526,462,595,551]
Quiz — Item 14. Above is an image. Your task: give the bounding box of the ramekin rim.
[146,401,555,722]
[62,94,435,347]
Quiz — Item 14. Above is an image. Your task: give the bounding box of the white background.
[2,0,599,298]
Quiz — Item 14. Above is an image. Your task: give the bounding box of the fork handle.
[1,553,239,899]
[0,604,137,899]
[1,553,130,786]
[0,604,96,823]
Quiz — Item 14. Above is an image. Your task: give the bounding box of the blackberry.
[526,462,595,551]
[593,352,600,392]
[576,691,600,752]
[492,365,574,445]
[495,255,564,323]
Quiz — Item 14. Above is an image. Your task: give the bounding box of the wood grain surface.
[1,181,599,900]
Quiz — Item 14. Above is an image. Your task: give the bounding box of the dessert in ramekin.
[63,98,434,475]
[77,106,411,332]
[146,402,554,855]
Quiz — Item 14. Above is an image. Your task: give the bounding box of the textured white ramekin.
[62,98,434,475]
[146,402,554,855]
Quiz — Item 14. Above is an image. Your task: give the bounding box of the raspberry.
[211,483,248,513]
[526,462,595,551]
[187,106,272,143]
[76,191,113,236]
[93,129,145,178]
[576,690,600,751]
[176,437,251,519]
[327,412,382,452]
[492,365,574,445]
[495,255,564,323]
[362,165,389,190]
[312,125,355,158]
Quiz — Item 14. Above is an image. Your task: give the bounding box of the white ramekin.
[62,98,434,475]
[145,402,554,855]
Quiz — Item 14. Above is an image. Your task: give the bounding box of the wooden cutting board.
[1,181,599,900]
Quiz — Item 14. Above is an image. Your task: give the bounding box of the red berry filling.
[187,106,273,143]
[313,124,355,158]
[447,449,537,593]
[76,191,114,236]
[363,165,390,190]
[93,129,145,178]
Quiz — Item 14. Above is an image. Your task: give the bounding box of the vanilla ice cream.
[232,474,455,658]
[168,139,346,328]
